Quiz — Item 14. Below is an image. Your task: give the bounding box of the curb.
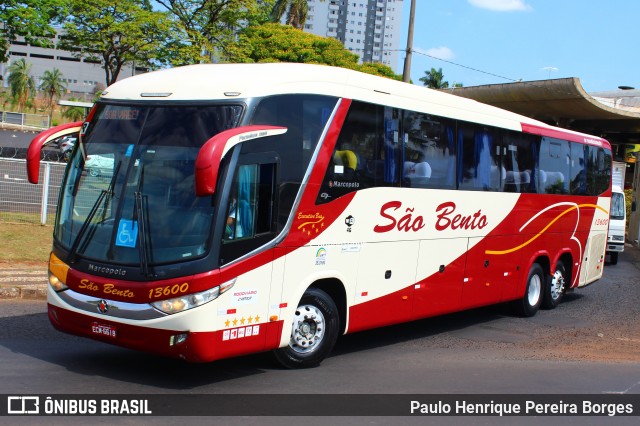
[0,283,47,300]
[0,269,48,300]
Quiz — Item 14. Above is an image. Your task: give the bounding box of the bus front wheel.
[273,288,339,369]
[514,263,544,317]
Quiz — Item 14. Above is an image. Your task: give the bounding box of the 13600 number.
[149,283,189,300]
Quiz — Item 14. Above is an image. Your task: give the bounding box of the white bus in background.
[607,185,626,265]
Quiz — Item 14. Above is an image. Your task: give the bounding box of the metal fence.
[0,111,50,130]
[0,158,66,225]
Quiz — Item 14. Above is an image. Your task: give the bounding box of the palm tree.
[7,59,37,112]
[419,67,449,89]
[39,68,67,126]
[63,97,86,122]
[271,0,309,29]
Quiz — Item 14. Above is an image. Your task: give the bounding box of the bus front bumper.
[47,288,284,363]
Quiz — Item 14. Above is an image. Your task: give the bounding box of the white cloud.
[416,46,455,61]
[468,0,533,12]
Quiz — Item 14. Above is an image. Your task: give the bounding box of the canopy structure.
[446,78,640,154]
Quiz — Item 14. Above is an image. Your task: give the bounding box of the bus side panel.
[412,238,466,319]
[277,244,360,347]
[349,240,418,332]
[462,234,524,309]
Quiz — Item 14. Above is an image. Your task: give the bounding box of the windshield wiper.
[134,191,151,277]
[68,161,122,263]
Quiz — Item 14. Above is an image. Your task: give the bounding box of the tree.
[227,23,402,80]
[39,68,67,124]
[356,62,403,81]
[0,0,67,62]
[271,0,308,29]
[419,67,449,89]
[7,58,36,112]
[62,97,85,122]
[59,0,177,86]
[229,23,359,66]
[156,0,274,64]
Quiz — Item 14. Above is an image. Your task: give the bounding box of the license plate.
[91,322,117,338]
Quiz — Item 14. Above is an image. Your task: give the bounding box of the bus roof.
[101,63,609,148]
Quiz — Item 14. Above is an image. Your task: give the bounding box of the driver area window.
[220,162,277,265]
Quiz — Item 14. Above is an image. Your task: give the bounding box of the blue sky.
[397,0,638,92]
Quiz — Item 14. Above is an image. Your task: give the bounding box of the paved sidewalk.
[0,264,48,300]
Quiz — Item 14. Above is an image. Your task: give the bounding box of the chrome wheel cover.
[288,304,326,355]
[550,269,565,301]
[528,274,542,306]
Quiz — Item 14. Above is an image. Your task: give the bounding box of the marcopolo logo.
[7,396,40,414]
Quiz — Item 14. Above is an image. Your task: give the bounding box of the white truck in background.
[607,185,626,265]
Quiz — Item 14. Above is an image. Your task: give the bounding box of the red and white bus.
[27,63,612,368]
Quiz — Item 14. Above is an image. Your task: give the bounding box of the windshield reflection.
[55,103,243,267]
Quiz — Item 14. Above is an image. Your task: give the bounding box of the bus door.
[578,232,607,285]
[218,152,281,350]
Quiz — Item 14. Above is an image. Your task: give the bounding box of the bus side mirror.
[194,125,287,196]
[27,122,83,184]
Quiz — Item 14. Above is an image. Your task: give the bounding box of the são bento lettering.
[374,201,488,234]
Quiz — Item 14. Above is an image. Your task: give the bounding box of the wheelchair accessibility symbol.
[116,219,138,248]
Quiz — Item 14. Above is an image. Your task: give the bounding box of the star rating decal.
[225,315,261,328]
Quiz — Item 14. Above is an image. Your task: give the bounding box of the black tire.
[542,261,566,309]
[609,252,619,265]
[514,263,544,317]
[273,288,339,369]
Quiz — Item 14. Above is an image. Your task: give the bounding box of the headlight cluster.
[49,253,70,292]
[151,279,235,315]
[48,270,69,292]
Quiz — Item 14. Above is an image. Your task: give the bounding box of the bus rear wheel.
[514,263,544,317]
[542,261,566,309]
[273,288,339,369]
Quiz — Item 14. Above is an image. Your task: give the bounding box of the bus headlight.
[48,270,69,292]
[151,279,235,315]
[49,252,70,292]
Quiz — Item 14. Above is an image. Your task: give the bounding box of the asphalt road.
[1,248,640,425]
[0,128,39,149]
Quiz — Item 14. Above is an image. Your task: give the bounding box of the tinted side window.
[249,94,337,226]
[538,137,569,194]
[220,161,277,265]
[502,131,536,193]
[569,142,587,195]
[458,124,501,191]
[585,145,612,195]
[317,101,400,204]
[402,111,455,189]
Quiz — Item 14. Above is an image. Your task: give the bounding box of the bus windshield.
[55,103,243,267]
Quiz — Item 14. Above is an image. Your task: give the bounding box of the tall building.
[303,0,404,70]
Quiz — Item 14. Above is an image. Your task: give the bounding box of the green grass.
[0,222,53,264]
[0,211,55,226]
